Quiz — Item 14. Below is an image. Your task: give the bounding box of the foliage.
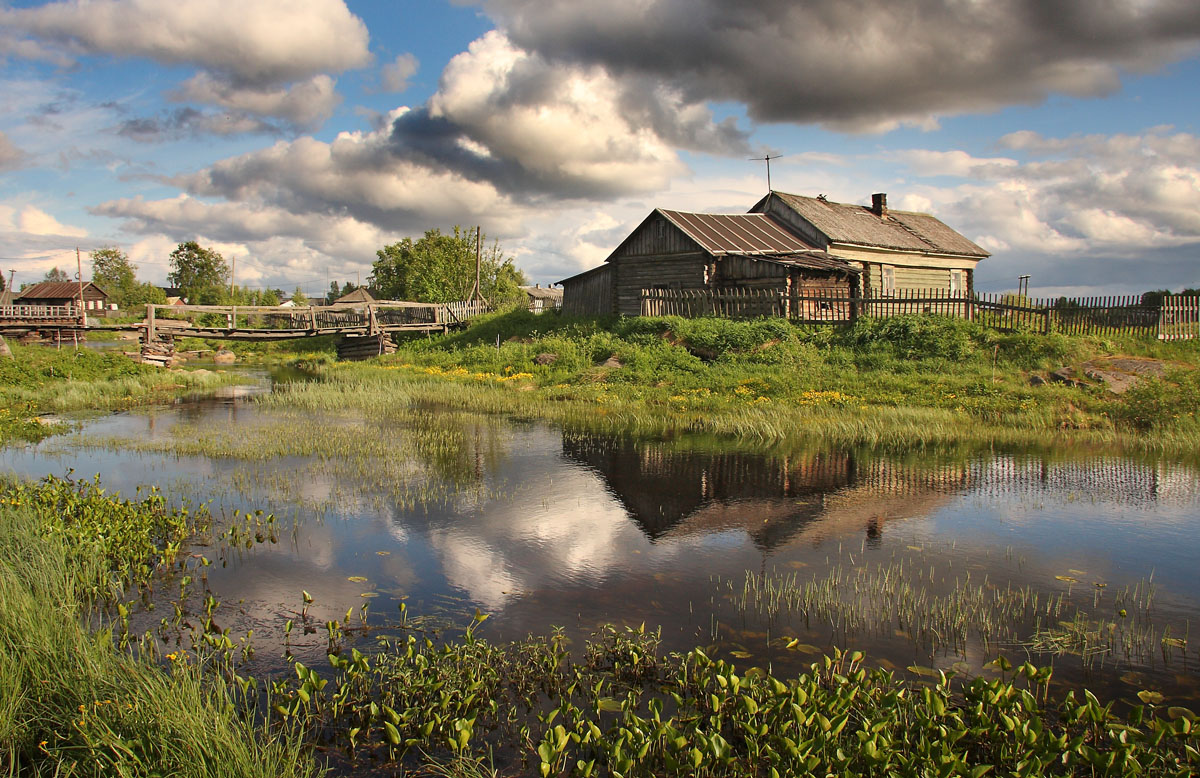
[43,266,71,283]
[168,242,230,305]
[1111,369,1200,431]
[0,476,319,778]
[90,246,138,305]
[370,227,526,305]
[291,287,309,306]
[269,618,1198,777]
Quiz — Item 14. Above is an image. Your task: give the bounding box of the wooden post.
[309,305,317,331]
[146,304,156,343]
[76,246,86,327]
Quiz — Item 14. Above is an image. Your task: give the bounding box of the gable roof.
[521,285,563,301]
[758,191,989,258]
[657,209,821,255]
[333,287,376,304]
[16,281,108,300]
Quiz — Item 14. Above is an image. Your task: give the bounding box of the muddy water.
[3,383,1199,706]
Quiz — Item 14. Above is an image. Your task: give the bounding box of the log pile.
[140,335,176,367]
[337,334,396,361]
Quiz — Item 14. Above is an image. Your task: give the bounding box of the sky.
[1,0,1199,299]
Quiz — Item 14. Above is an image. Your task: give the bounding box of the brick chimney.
[871,192,888,219]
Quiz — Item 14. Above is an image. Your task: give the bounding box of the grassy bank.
[0,343,245,445]
[277,310,1200,457]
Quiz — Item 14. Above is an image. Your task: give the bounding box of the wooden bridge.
[0,300,493,363]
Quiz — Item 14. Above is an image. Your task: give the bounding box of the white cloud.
[380,53,419,93]
[0,203,88,238]
[171,73,341,130]
[2,0,370,84]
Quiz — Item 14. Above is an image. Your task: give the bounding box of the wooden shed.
[559,209,860,316]
[16,280,110,311]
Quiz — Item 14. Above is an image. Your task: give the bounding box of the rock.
[1081,357,1167,394]
[1049,368,1080,387]
[0,335,11,359]
[534,352,558,365]
[1029,374,1046,386]
[213,349,236,365]
[601,355,623,368]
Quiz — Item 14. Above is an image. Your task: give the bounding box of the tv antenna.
[749,154,782,190]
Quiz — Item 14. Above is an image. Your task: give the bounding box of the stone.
[601,355,623,368]
[213,349,236,365]
[1029,374,1046,386]
[534,352,558,365]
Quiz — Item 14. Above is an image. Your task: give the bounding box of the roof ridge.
[885,212,938,251]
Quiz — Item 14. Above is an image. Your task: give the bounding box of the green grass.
[0,476,320,778]
[0,344,245,445]
[279,310,1200,457]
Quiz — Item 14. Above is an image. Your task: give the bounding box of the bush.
[1112,369,1200,430]
[836,315,980,361]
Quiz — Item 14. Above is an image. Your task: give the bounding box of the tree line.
[34,225,528,311]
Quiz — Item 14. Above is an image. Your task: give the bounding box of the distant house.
[333,288,376,305]
[16,280,110,311]
[559,208,860,316]
[751,191,988,297]
[521,285,563,313]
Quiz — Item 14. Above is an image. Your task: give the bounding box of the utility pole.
[749,154,782,191]
[75,246,85,326]
[230,254,236,297]
[7,269,14,293]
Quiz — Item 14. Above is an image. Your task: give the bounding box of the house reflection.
[562,435,971,550]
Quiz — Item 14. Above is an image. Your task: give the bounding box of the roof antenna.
[749,153,782,191]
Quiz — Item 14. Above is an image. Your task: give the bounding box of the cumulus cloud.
[0,131,27,170]
[475,0,1200,130]
[390,31,743,200]
[380,53,419,93]
[891,128,1200,291]
[2,0,370,84]
[169,73,341,130]
[2,0,369,131]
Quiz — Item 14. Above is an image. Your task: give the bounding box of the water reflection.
[4,397,1200,701]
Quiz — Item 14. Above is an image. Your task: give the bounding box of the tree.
[90,246,139,307]
[43,266,71,283]
[167,242,229,305]
[291,287,309,306]
[369,227,527,305]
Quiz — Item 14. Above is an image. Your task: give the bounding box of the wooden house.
[751,191,988,297]
[16,280,110,311]
[559,209,860,316]
[521,284,563,312]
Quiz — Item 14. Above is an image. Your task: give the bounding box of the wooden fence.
[1159,295,1200,341]
[639,288,1199,339]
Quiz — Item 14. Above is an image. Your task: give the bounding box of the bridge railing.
[0,304,80,321]
[143,300,490,338]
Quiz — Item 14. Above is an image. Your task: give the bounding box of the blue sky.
[1,0,1198,298]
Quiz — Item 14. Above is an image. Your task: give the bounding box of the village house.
[520,284,563,313]
[750,191,989,297]
[560,208,861,316]
[16,280,111,311]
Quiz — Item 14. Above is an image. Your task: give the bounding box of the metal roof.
[658,210,820,255]
[16,281,107,300]
[763,192,989,258]
[745,251,862,275]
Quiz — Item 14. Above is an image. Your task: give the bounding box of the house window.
[881,265,895,296]
[950,269,965,296]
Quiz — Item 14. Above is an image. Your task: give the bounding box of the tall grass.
[0,490,320,778]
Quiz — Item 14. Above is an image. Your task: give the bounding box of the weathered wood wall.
[561,265,613,316]
[614,255,707,315]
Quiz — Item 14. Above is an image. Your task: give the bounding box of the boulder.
[534,352,558,365]
[213,349,236,365]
